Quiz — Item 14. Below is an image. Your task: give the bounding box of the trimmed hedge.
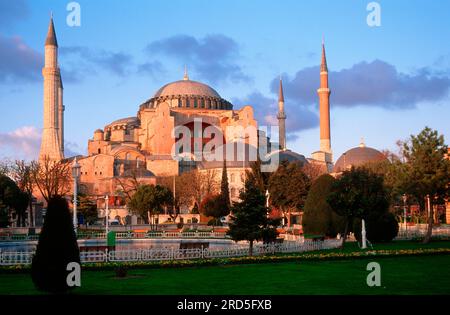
[303,174,346,237]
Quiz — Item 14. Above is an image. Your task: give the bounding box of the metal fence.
[0,239,342,266]
[0,231,228,242]
[395,227,450,240]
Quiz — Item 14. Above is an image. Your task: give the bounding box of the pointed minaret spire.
[318,39,331,154]
[183,65,189,80]
[277,76,286,150]
[278,76,284,103]
[45,14,58,47]
[321,39,328,73]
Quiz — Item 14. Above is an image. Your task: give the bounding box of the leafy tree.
[327,168,390,248]
[228,180,280,256]
[127,184,173,229]
[353,212,399,243]
[199,194,228,226]
[77,194,98,225]
[268,161,311,226]
[401,127,450,243]
[31,196,80,293]
[11,160,35,226]
[0,175,28,227]
[302,174,346,237]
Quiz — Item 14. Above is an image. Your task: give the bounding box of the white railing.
[395,227,450,240]
[0,231,229,241]
[0,239,342,266]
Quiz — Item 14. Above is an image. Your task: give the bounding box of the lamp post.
[105,195,109,236]
[71,157,81,234]
[402,194,408,232]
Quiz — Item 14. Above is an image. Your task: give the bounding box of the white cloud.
[0,126,41,160]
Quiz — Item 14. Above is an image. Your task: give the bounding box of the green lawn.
[1,241,450,295]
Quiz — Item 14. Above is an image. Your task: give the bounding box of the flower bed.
[1,247,449,274]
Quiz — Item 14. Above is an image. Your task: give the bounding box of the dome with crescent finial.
[333,140,387,173]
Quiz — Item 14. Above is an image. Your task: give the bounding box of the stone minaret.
[39,16,64,162]
[277,78,286,150]
[318,41,331,153]
[58,77,64,154]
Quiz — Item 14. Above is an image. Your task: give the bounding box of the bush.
[31,196,80,293]
[354,212,399,243]
[302,174,346,237]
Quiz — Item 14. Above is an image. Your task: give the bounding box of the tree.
[77,194,98,225]
[246,159,270,194]
[353,212,399,243]
[127,184,173,229]
[401,127,450,243]
[0,175,28,227]
[31,196,80,293]
[199,194,228,226]
[11,160,35,226]
[302,174,346,238]
[228,180,280,256]
[31,157,71,203]
[268,161,311,226]
[220,160,231,211]
[327,168,390,248]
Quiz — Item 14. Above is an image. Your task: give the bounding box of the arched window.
[230,173,235,183]
[178,99,182,107]
[186,99,190,107]
[194,98,198,108]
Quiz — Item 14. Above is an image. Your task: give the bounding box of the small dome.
[333,145,387,173]
[94,129,104,133]
[265,149,309,166]
[153,80,221,99]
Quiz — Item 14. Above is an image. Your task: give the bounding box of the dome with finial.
[333,139,387,173]
[139,68,233,110]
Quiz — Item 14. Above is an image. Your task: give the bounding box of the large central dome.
[139,74,233,110]
[153,80,221,99]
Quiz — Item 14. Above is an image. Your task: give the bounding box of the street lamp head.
[72,156,81,179]
[402,193,407,203]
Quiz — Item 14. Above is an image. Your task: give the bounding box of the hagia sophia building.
[38,17,388,224]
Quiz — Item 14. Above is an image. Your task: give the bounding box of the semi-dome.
[153,80,221,99]
[333,142,387,173]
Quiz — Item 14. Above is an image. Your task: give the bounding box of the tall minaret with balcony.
[39,15,64,162]
[312,40,333,171]
[277,78,286,150]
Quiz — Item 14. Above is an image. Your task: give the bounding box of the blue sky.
[1,0,450,161]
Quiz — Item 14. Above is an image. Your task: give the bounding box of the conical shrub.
[31,195,80,293]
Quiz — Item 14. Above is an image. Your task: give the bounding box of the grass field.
[1,241,449,295]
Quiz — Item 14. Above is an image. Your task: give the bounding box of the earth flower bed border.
[1,247,449,274]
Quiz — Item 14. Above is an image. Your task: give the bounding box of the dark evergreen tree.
[220,159,231,211]
[228,180,280,255]
[302,174,346,237]
[31,196,80,293]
